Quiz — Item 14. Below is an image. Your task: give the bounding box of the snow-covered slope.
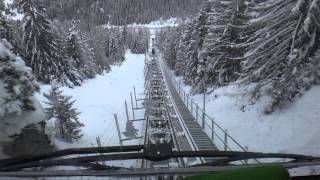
[177,78,320,156]
[36,51,145,148]
[103,18,179,29]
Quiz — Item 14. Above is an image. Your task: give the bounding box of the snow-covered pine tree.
[123,120,138,139]
[130,29,148,54]
[0,40,39,118]
[18,0,80,87]
[195,0,245,92]
[44,84,84,142]
[88,26,110,73]
[0,14,10,40]
[183,0,212,92]
[80,32,97,78]
[239,0,320,112]
[107,29,125,65]
[65,21,96,80]
[175,21,193,76]
[159,26,183,70]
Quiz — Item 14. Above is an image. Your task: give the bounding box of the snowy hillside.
[36,51,145,149]
[176,76,320,156]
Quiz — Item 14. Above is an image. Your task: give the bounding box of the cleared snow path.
[36,51,145,149]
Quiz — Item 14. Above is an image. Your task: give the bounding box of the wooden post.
[114,114,123,146]
[130,92,135,120]
[125,100,130,121]
[133,86,138,108]
[211,119,214,141]
[224,129,228,151]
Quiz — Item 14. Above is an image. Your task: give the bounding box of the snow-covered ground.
[36,51,146,149]
[171,73,320,175]
[103,18,179,29]
[179,82,320,156]
[126,18,180,28]
[171,69,320,154]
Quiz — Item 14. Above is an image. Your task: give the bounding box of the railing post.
[114,114,123,146]
[133,86,138,108]
[191,100,193,114]
[244,146,249,164]
[202,111,205,129]
[186,95,189,108]
[196,104,199,122]
[125,100,130,121]
[211,119,214,141]
[130,92,135,120]
[224,129,228,151]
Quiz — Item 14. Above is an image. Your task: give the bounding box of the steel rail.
[1,161,320,177]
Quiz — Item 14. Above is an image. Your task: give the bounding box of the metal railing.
[160,61,253,155]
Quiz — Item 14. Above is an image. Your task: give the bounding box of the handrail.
[160,59,259,164]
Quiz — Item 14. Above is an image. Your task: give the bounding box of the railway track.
[0,40,320,179]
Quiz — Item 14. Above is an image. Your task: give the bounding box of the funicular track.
[142,56,185,168]
[143,51,219,166]
[1,45,320,178]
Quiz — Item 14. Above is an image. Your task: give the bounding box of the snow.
[103,18,179,29]
[128,18,180,28]
[0,97,45,158]
[36,51,146,149]
[172,73,320,175]
[175,75,320,156]
[3,0,24,21]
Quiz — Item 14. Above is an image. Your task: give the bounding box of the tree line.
[157,0,320,113]
[42,0,203,26]
[0,0,149,141]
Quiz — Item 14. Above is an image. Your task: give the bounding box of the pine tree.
[175,21,193,76]
[183,0,212,92]
[0,40,39,118]
[18,0,80,87]
[196,0,244,90]
[65,21,97,80]
[238,0,320,112]
[107,29,125,65]
[123,120,138,139]
[44,84,84,142]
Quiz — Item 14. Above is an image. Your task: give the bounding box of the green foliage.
[44,84,84,142]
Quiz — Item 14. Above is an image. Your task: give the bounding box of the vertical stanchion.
[130,92,135,120]
[244,146,249,164]
[191,100,193,114]
[125,100,130,121]
[202,92,206,129]
[224,129,228,151]
[114,114,123,146]
[96,137,106,165]
[211,119,214,141]
[202,111,205,129]
[134,86,138,108]
[186,95,189,109]
[196,104,199,122]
